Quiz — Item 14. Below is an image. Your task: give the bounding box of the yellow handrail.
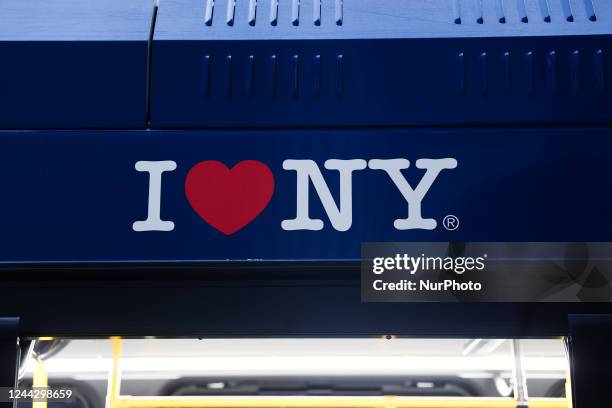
[32,358,48,408]
[111,396,567,408]
[106,337,123,408]
[106,338,568,408]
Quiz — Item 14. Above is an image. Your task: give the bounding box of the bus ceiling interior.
[19,337,570,408]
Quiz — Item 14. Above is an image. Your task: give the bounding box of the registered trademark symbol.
[443,215,459,231]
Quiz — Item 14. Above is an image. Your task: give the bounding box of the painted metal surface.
[0,0,610,356]
[0,0,153,129]
[154,0,612,40]
[1,0,611,129]
[0,127,609,263]
[150,0,612,128]
[0,42,149,129]
[150,37,611,127]
[0,0,153,41]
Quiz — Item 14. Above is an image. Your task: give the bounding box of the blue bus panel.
[0,0,152,129]
[150,0,612,128]
[0,127,609,264]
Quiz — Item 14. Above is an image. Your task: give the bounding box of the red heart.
[185,160,275,235]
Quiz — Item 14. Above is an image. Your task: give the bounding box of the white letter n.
[281,159,367,231]
[132,160,177,232]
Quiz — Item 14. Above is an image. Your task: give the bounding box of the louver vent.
[204,0,343,26]
[453,0,597,24]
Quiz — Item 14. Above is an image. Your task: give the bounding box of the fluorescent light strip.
[24,355,568,375]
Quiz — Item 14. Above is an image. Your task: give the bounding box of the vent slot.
[502,51,511,93]
[313,0,321,25]
[560,0,573,22]
[291,54,300,97]
[335,0,343,25]
[457,53,465,93]
[291,0,300,25]
[201,55,211,97]
[226,0,236,25]
[314,54,321,96]
[202,0,342,26]
[475,0,484,24]
[546,50,557,91]
[269,0,278,25]
[479,52,488,93]
[495,0,506,23]
[452,0,462,23]
[517,0,528,23]
[268,54,277,97]
[204,0,214,25]
[248,0,257,25]
[246,55,255,96]
[526,51,534,93]
[538,0,551,22]
[594,50,604,91]
[225,55,233,97]
[584,0,597,21]
[570,50,580,91]
[336,54,344,96]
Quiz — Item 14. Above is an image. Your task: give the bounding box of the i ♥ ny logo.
[132,158,458,235]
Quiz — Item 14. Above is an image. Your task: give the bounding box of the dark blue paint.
[151,37,611,128]
[2,0,611,130]
[0,42,148,129]
[0,127,609,263]
[0,0,152,129]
